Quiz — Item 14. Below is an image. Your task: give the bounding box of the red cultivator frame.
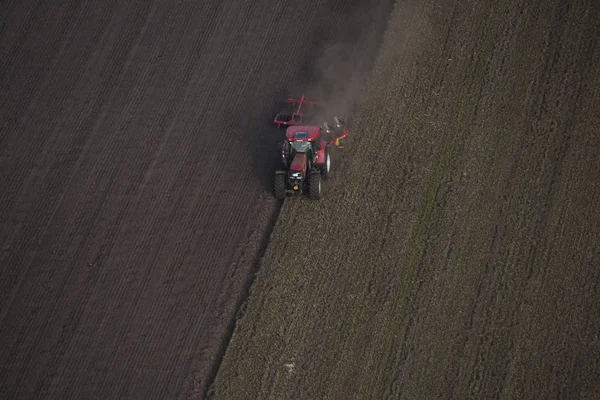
[273,94,318,128]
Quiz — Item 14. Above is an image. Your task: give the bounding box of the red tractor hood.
[290,153,307,172]
[286,125,321,141]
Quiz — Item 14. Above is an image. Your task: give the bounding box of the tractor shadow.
[241,86,293,193]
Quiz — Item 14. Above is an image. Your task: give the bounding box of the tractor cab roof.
[285,125,320,142]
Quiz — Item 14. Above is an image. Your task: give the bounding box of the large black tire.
[274,174,286,200]
[309,170,322,200]
[278,141,288,168]
[321,147,331,180]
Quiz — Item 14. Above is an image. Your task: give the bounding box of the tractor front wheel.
[309,170,322,200]
[274,174,286,200]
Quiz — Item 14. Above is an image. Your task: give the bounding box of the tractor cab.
[285,126,321,143]
[281,126,322,170]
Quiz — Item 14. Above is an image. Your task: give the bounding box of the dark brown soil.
[0,0,394,398]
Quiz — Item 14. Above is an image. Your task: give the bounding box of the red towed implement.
[273,94,318,128]
[273,94,349,200]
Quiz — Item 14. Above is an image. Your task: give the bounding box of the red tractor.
[273,95,349,200]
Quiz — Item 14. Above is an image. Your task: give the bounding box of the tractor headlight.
[288,171,302,184]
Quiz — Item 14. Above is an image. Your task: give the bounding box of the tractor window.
[291,140,311,154]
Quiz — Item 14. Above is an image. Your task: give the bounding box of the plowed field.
[215,0,600,399]
[0,0,394,399]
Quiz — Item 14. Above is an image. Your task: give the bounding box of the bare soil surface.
[215,0,600,399]
[0,0,394,398]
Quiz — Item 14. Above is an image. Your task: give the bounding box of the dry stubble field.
[214,0,600,398]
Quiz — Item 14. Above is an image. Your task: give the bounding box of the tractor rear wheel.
[274,174,286,200]
[321,147,331,180]
[309,170,322,200]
